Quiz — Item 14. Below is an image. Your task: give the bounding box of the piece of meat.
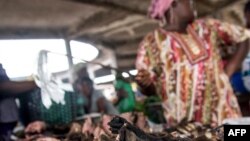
[135,113,148,131]
[36,137,60,141]
[69,123,82,134]
[25,121,46,134]
[109,116,225,141]
[102,115,113,135]
[120,113,133,124]
[66,132,91,141]
[82,117,95,135]
[99,134,115,141]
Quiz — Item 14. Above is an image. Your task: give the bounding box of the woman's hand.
[135,69,152,88]
[135,69,156,96]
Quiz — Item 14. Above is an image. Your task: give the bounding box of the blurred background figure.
[72,63,118,115]
[70,63,89,93]
[229,1,250,95]
[241,1,250,93]
[113,74,136,114]
[75,76,118,115]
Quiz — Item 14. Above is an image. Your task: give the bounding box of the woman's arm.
[225,40,249,78]
[0,80,37,95]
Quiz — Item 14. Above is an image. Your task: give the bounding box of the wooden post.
[65,38,73,68]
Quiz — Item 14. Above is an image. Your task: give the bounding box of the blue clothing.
[231,72,249,94]
[0,122,17,141]
[0,64,19,123]
[0,64,19,141]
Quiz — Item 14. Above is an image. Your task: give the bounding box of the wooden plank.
[70,0,148,15]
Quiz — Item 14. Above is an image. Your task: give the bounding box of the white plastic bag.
[34,50,65,109]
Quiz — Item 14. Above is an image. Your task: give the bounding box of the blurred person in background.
[228,1,250,117]
[134,0,250,128]
[227,1,250,96]
[75,76,118,115]
[114,74,136,113]
[70,63,89,93]
[0,63,37,141]
[240,1,250,93]
[71,63,118,115]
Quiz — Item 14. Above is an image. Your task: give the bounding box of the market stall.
[0,0,250,141]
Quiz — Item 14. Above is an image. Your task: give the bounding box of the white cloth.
[34,50,65,109]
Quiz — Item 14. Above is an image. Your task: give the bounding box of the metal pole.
[65,38,73,68]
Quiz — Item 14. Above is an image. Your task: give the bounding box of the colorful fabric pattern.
[136,18,250,127]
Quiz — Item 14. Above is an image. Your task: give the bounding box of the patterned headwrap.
[149,0,174,19]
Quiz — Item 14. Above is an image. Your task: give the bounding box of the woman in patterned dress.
[135,0,250,127]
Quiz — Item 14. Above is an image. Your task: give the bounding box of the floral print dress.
[136,18,250,127]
